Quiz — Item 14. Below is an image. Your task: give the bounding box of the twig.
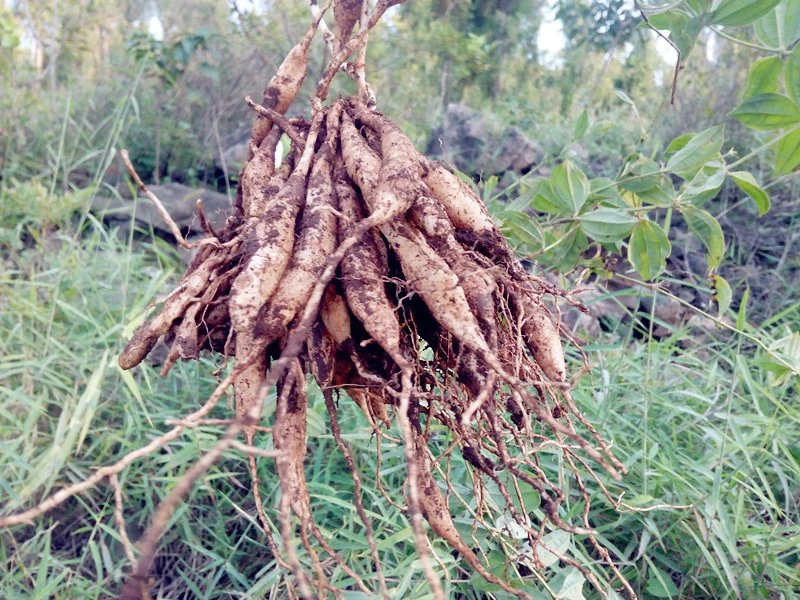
[229,441,282,459]
[119,150,235,249]
[634,1,681,105]
[244,96,307,151]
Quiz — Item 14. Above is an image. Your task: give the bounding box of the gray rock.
[426,104,542,178]
[92,182,234,236]
[491,126,542,174]
[220,141,249,175]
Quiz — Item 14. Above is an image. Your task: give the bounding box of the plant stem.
[709,26,781,55]
[728,125,800,170]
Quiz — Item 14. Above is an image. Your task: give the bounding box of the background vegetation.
[1,0,798,598]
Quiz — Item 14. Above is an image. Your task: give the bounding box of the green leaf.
[754,0,800,49]
[786,45,800,104]
[666,125,725,178]
[628,220,671,280]
[498,209,544,253]
[729,171,771,215]
[536,530,571,568]
[712,275,733,316]
[589,120,616,136]
[580,208,638,242]
[646,565,680,598]
[550,160,590,214]
[682,160,727,204]
[686,0,712,13]
[759,332,800,387]
[682,206,725,269]
[709,0,781,26]
[638,180,676,207]
[542,226,588,271]
[664,132,695,161]
[731,93,800,130]
[620,156,663,192]
[555,567,586,600]
[589,177,620,202]
[647,9,688,31]
[573,109,589,139]
[615,89,636,106]
[743,56,783,99]
[774,128,800,174]
[736,286,750,329]
[531,180,569,214]
[670,15,704,58]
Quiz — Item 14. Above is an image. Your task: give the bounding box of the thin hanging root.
[324,390,390,599]
[276,360,372,596]
[394,370,446,600]
[110,473,137,565]
[246,451,291,571]
[414,435,531,600]
[562,448,637,599]
[278,490,315,600]
[274,363,316,600]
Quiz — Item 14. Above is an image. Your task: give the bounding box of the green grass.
[1,203,798,599]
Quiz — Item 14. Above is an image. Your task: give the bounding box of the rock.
[92,182,233,238]
[220,141,249,175]
[491,126,542,174]
[426,103,490,171]
[426,103,542,178]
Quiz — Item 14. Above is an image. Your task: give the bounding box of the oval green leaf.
[620,156,663,192]
[731,93,800,130]
[709,0,781,26]
[682,160,727,205]
[542,226,588,271]
[786,45,800,104]
[755,0,800,49]
[666,125,725,179]
[628,220,671,281]
[670,15,704,58]
[550,160,590,215]
[774,128,800,175]
[743,56,783,99]
[712,274,733,316]
[580,208,638,242]
[531,180,567,215]
[682,206,726,270]
[498,209,545,254]
[573,109,589,139]
[729,171,771,215]
[647,9,689,31]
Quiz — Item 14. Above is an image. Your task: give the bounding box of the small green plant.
[0,180,94,247]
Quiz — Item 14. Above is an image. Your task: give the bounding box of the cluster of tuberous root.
[1,2,636,599]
